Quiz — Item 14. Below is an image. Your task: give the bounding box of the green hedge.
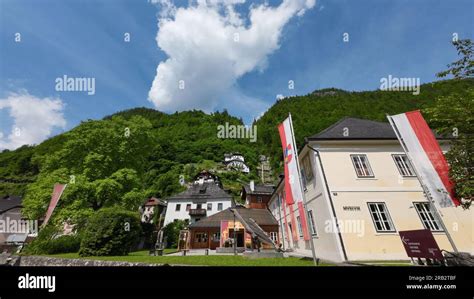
[23,226,81,255]
[79,208,142,257]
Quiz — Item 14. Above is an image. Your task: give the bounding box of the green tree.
[79,208,142,256]
[425,38,474,208]
[162,220,187,249]
[437,39,474,79]
[425,88,473,208]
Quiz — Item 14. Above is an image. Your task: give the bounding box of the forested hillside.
[0,78,472,225]
[255,79,474,172]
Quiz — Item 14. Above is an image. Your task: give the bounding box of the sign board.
[399,229,443,260]
[220,221,229,247]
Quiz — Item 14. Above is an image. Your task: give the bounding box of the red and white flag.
[278,115,304,206]
[388,111,459,207]
[43,183,67,226]
[278,115,310,241]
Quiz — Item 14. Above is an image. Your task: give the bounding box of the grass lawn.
[46,250,332,266]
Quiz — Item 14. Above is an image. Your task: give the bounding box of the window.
[300,168,307,189]
[212,232,220,242]
[175,204,181,211]
[296,216,303,237]
[351,154,374,177]
[393,154,415,177]
[257,196,263,203]
[186,204,191,211]
[207,203,212,211]
[218,203,223,211]
[367,203,396,232]
[196,203,202,209]
[414,202,443,231]
[269,232,278,243]
[195,232,208,243]
[308,210,317,236]
[301,154,314,183]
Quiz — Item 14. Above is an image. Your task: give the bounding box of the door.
[193,232,208,249]
[236,232,244,247]
[288,223,293,248]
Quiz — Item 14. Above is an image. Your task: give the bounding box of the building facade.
[268,117,474,262]
[241,181,274,209]
[0,195,29,246]
[224,153,250,173]
[188,206,279,250]
[163,176,234,226]
[140,197,167,227]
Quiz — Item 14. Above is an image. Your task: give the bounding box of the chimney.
[250,180,255,192]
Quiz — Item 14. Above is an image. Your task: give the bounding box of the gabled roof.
[308,117,397,140]
[307,117,447,141]
[0,195,22,215]
[189,206,278,228]
[242,184,275,195]
[167,182,232,202]
[143,197,166,207]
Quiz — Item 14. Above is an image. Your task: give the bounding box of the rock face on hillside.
[311,88,347,97]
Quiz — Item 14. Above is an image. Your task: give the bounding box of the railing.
[189,209,207,216]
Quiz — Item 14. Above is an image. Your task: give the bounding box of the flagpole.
[276,193,286,250]
[386,114,458,253]
[288,113,318,266]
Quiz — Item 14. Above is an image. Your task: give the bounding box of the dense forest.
[0,78,472,226]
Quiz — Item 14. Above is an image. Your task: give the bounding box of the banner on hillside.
[43,183,67,227]
[388,110,459,207]
[278,115,305,205]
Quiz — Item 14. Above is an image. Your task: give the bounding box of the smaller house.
[188,206,279,250]
[241,181,275,209]
[224,153,250,173]
[193,170,220,185]
[140,197,167,226]
[0,195,29,246]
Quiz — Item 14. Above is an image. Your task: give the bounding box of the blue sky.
[0,0,473,149]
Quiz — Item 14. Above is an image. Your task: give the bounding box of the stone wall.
[8,255,166,267]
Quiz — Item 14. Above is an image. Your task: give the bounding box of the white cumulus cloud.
[0,90,66,150]
[148,0,315,114]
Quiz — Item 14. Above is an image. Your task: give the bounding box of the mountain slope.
[254,79,474,172]
[0,78,471,223]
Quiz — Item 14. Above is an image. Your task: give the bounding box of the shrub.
[23,225,81,255]
[44,235,81,254]
[162,220,187,248]
[79,207,142,257]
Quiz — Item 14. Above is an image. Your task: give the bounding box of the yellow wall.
[317,141,473,261]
